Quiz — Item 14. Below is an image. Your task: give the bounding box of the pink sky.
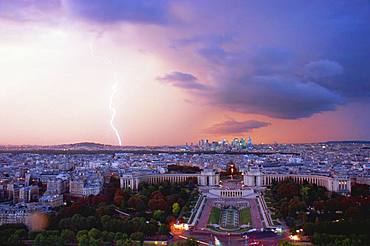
[0,1,369,146]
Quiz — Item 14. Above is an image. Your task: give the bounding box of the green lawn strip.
[208,207,221,224]
[240,208,251,225]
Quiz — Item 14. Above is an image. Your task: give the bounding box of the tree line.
[0,177,199,246]
[268,179,370,246]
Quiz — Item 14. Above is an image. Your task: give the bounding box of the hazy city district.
[0,140,369,246]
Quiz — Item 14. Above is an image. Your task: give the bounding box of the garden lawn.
[240,208,251,225]
[208,207,221,224]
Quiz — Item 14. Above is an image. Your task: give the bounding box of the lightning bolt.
[89,42,123,146]
[109,81,122,146]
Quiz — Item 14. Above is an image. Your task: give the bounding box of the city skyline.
[0,0,369,146]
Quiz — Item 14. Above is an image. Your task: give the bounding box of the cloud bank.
[66,0,170,24]
[204,119,271,135]
[157,71,208,90]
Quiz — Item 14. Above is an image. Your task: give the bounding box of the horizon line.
[1,139,369,148]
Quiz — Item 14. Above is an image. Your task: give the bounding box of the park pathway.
[195,198,214,230]
[249,198,263,229]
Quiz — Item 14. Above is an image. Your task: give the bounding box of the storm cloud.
[159,67,345,119]
[157,71,208,90]
[213,75,344,119]
[204,119,271,135]
[66,0,170,24]
[304,60,343,79]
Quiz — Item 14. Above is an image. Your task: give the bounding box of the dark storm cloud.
[197,46,243,66]
[157,71,208,90]
[162,0,370,119]
[249,48,296,75]
[67,0,170,24]
[213,75,344,119]
[198,45,294,71]
[174,1,369,119]
[173,34,236,48]
[175,44,346,119]
[0,0,171,24]
[204,119,271,135]
[304,60,343,79]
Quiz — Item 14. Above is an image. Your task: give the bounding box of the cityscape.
[0,1,369,246]
[0,140,369,245]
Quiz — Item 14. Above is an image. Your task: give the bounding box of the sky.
[0,0,369,146]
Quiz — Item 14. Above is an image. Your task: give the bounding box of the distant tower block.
[247,136,253,150]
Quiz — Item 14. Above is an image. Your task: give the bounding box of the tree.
[351,183,370,197]
[148,198,167,211]
[276,181,299,200]
[100,215,111,225]
[114,189,124,207]
[33,232,63,246]
[101,216,126,233]
[76,230,89,241]
[88,228,101,240]
[116,238,133,246]
[60,229,75,243]
[8,234,25,246]
[96,204,115,217]
[114,232,128,241]
[59,217,71,229]
[28,231,38,240]
[131,231,145,242]
[344,207,361,220]
[166,194,178,208]
[71,214,88,231]
[86,216,99,228]
[159,224,170,235]
[150,191,165,200]
[101,231,115,242]
[34,234,46,246]
[13,229,27,240]
[77,234,90,246]
[153,210,164,221]
[303,222,315,236]
[89,238,101,246]
[300,185,310,201]
[131,217,146,232]
[143,220,158,236]
[128,195,146,212]
[172,202,181,215]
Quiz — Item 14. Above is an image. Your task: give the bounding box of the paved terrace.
[194,198,215,230]
[249,198,263,229]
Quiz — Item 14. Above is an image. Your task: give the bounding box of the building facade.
[120,166,352,193]
[120,169,219,191]
[243,167,351,193]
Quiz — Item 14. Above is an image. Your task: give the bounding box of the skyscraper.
[247,136,253,150]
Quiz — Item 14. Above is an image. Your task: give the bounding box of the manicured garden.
[208,207,221,224]
[239,208,251,225]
